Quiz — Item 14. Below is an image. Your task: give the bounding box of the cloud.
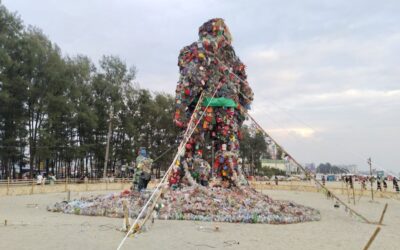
[279,88,400,109]
[251,49,280,62]
[4,0,400,172]
[268,127,316,138]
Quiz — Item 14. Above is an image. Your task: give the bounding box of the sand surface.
[0,189,399,250]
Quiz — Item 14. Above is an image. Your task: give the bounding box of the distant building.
[286,160,298,174]
[261,159,286,171]
[261,158,299,174]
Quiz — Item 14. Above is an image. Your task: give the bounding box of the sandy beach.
[0,189,399,250]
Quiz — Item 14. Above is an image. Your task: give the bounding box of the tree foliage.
[239,125,269,175]
[0,3,272,179]
[0,3,180,178]
[316,163,349,174]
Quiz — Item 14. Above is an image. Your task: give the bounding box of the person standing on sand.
[361,178,366,190]
[393,177,399,192]
[36,173,43,185]
[376,176,382,191]
[349,176,354,189]
[132,166,142,191]
[140,170,151,190]
[382,177,387,191]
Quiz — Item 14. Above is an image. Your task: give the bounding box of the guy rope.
[245,111,372,224]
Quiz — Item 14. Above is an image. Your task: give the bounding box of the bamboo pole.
[368,158,374,201]
[6,177,10,195]
[137,188,163,231]
[103,108,113,179]
[363,227,381,250]
[352,180,356,205]
[378,203,388,225]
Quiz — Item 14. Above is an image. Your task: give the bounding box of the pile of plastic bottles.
[48,186,320,224]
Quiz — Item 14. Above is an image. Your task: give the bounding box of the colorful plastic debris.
[48,186,321,224]
[173,18,253,186]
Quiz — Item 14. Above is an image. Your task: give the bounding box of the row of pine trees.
[0,3,269,179]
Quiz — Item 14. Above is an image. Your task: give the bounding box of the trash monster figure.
[172,18,253,187]
[49,19,322,228]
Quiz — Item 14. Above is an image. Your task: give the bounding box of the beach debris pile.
[48,186,321,224]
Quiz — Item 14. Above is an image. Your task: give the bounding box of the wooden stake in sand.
[378,203,388,225]
[368,158,374,201]
[122,200,130,232]
[363,226,381,250]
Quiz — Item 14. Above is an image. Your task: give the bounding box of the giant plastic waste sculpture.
[172,18,254,187]
[49,18,321,225]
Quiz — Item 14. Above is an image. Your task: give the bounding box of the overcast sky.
[4,0,400,173]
